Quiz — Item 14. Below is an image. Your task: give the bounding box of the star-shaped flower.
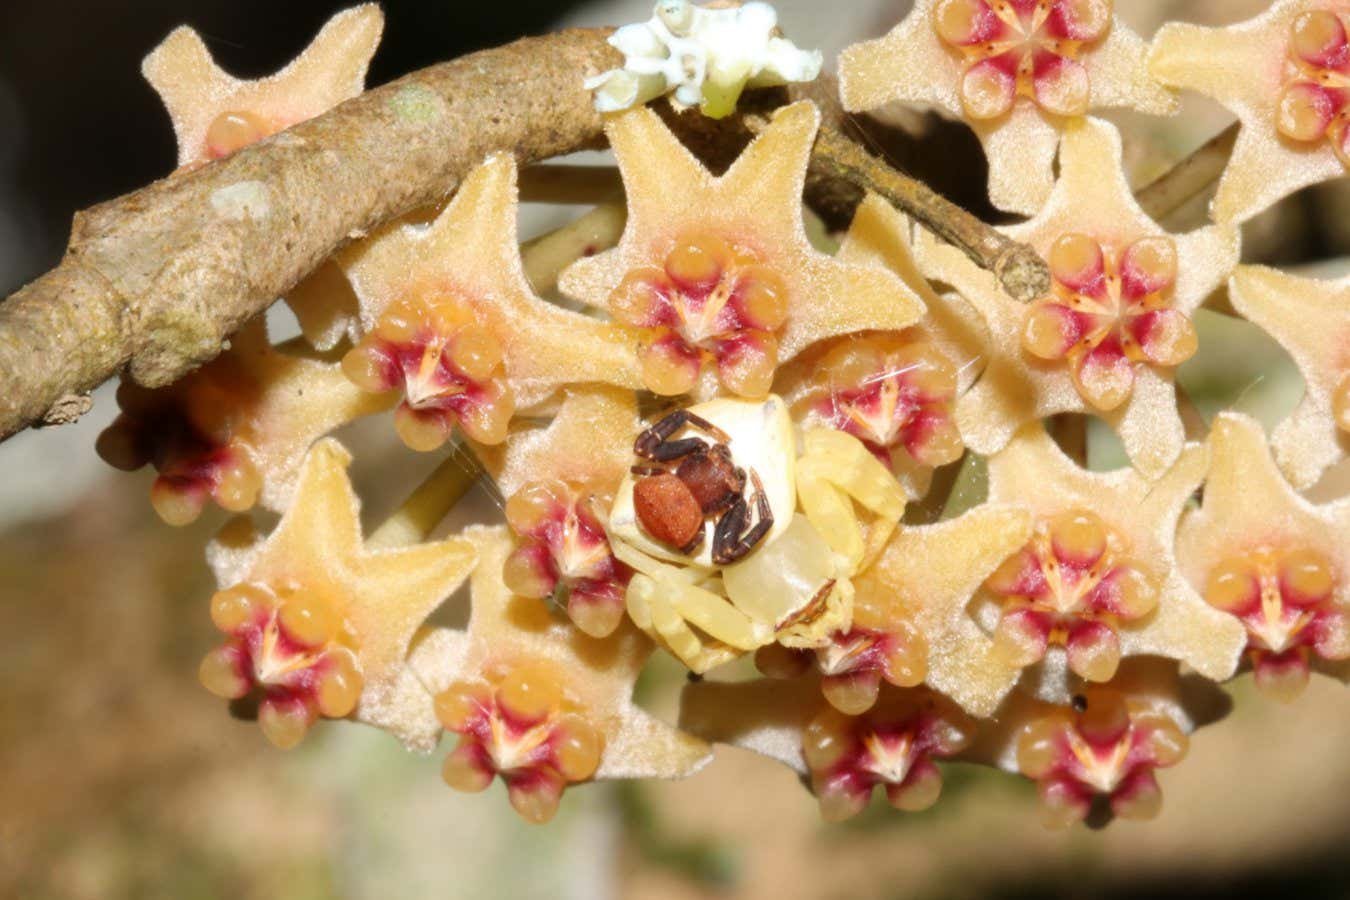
[915,117,1240,477]
[1150,0,1350,224]
[96,319,389,525]
[776,194,989,499]
[485,387,640,639]
[679,676,977,821]
[338,154,643,451]
[142,6,383,351]
[558,102,923,400]
[979,422,1244,690]
[1176,412,1350,702]
[1227,265,1350,490]
[851,504,1034,718]
[411,526,711,823]
[142,4,383,168]
[840,0,1174,215]
[200,439,478,751]
[971,658,1228,828]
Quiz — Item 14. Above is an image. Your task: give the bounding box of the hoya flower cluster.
[93,1,1350,830]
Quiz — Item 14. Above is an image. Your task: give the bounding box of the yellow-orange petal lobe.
[199,580,363,749]
[434,661,606,825]
[984,508,1156,681]
[803,692,974,822]
[1202,545,1347,702]
[1014,687,1187,829]
[204,110,273,160]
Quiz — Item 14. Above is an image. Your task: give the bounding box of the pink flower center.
[342,290,514,449]
[1016,688,1187,828]
[933,0,1112,119]
[609,230,788,397]
[1022,232,1194,411]
[810,592,929,714]
[96,359,264,526]
[984,508,1157,682]
[1204,546,1349,702]
[197,582,362,750]
[802,336,964,469]
[1276,11,1350,165]
[503,479,632,639]
[435,663,604,824]
[802,695,975,821]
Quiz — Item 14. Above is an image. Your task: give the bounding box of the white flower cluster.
[585,1,823,119]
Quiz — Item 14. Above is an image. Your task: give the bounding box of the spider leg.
[634,409,732,459]
[634,409,692,458]
[711,496,747,565]
[647,437,709,463]
[713,470,773,565]
[679,412,732,445]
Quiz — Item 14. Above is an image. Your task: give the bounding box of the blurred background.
[6,1,1350,898]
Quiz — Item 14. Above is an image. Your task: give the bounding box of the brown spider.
[630,409,773,565]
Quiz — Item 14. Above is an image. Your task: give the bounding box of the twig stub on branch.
[807,122,1051,303]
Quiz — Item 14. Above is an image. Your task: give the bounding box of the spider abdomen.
[633,472,703,550]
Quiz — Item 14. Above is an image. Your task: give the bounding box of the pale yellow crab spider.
[611,397,908,673]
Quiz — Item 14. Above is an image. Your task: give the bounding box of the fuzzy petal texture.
[840,0,1174,214]
[1228,265,1350,489]
[678,675,823,775]
[1176,412,1350,690]
[559,102,922,398]
[1177,412,1350,590]
[206,439,478,751]
[485,386,639,500]
[777,193,987,498]
[915,118,1239,477]
[340,154,643,414]
[284,261,364,352]
[832,193,990,394]
[411,526,712,781]
[854,505,1035,717]
[1149,0,1350,224]
[984,422,1245,688]
[143,4,383,167]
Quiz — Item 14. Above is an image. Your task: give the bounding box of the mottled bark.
[0,28,1050,443]
[0,29,622,441]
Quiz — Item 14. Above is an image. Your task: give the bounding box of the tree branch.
[0,28,622,442]
[1134,122,1240,222]
[808,123,1050,302]
[0,29,1051,444]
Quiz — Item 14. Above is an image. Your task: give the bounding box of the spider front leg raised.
[635,409,731,460]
